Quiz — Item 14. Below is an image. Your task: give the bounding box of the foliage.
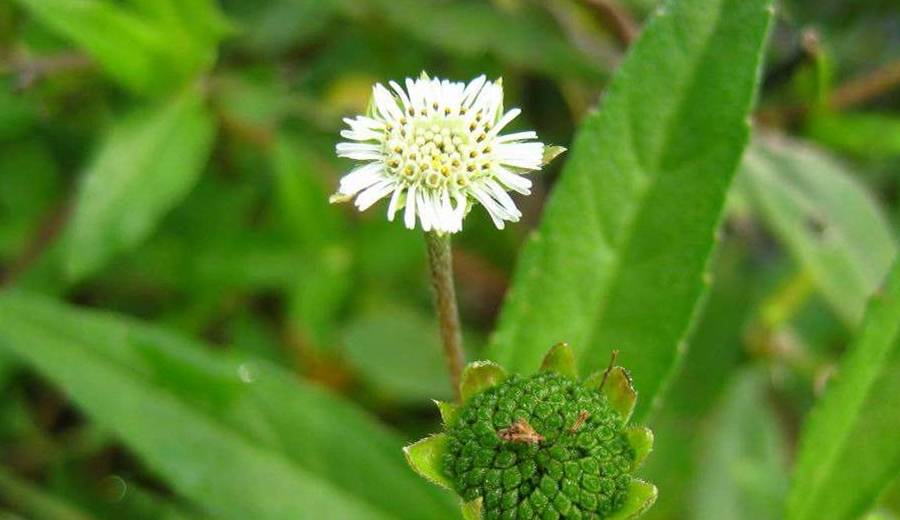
[1,0,898,518]
[487,0,773,423]
[787,261,900,520]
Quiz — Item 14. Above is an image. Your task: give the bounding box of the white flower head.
[332,73,561,234]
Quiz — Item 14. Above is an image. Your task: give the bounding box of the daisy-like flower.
[332,73,562,233]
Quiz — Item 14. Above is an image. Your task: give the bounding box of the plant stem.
[579,0,638,47]
[424,231,465,401]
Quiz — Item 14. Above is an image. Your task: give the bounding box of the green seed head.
[403,343,657,520]
[443,372,634,519]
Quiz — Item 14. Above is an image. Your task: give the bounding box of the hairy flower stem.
[424,231,465,401]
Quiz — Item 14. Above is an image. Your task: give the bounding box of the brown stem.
[424,231,465,401]
[5,52,93,92]
[580,0,639,47]
[829,59,900,110]
[1,199,71,287]
[598,349,619,390]
[757,58,900,127]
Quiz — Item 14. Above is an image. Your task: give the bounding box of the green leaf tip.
[459,360,508,402]
[585,366,637,422]
[539,342,578,379]
[625,426,654,471]
[541,145,566,166]
[607,479,658,520]
[403,433,452,490]
[461,497,483,520]
[434,400,459,427]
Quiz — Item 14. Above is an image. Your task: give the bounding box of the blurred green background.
[0,0,898,518]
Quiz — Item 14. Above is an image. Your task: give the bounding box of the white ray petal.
[483,178,522,218]
[404,184,418,229]
[389,81,412,112]
[494,165,533,194]
[355,179,395,210]
[417,189,433,231]
[386,184,405,221]
[462,75,487,108]
[338,162,384,195]
[343,116,384,130]
[495,130,537,143]
[489,108,521,137]
[405,78,423,111]
[373,83,403,121]
[468,185,508,228]
[340,129,382,141]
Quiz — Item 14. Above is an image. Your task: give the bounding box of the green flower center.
[443,372,635,519]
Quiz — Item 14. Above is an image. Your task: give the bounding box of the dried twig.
[579,0,639,47]
[598,349,619,391]
[1,199,71,287]
[569,410,590,433]
[4,52,93,92]
[757,57,900,126]
[829,60,900,110]
[498,418,545,444]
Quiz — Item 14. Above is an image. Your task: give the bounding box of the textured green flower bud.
[444,372,633,519]
[404,343,656,520]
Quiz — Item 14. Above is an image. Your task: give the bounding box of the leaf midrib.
[576,2,729,364]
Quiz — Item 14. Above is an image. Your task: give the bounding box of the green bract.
[405,343,656,519]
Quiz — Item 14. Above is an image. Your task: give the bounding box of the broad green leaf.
[740,137,897,326]
[487,0,774,421]
[48,467,203,520]
[125,0,232,44]
[109,485,202,520]
[65,88,216,280]
[122,0,230,80]
[0,292,456,520]
[641,236,769,520]
[13,0,179,94]
[787,260,900,520]
[865,511,899,520]
[0,467,94,520]
[693,369,788,520]
[342,308,453,402]
[806,111,900,158]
